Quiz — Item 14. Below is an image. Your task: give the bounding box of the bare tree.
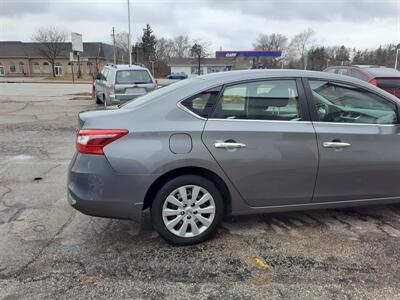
[171,35,191,58]
[288,28,316,69]
[155,37,174,61]
[253,33,288,51]
[114,32,130,54]
[32,27,67,77]
[253,33,288,68]
[190,40,209,75]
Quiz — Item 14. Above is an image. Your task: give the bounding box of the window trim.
[302,77,400,125]
[209,77,311,122]
[177,85,223,120]
[9,63,16,73]
[18,62,25,73]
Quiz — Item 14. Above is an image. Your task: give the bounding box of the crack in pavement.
[0,185,12,207]
[0,102,29,115]
[11,210,77,280]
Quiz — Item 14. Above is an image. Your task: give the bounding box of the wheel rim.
[162,185,216,238]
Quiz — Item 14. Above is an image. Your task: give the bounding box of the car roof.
[190,69,372,87]
[326,65,400,78]
[104,64,149,71]
[352,65,381,69]
[362,67,400,78]
[121,68,400,112]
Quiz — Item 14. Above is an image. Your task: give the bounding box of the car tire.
[103,95,110,107]
[95,94,102,104]
[151,175,224,246]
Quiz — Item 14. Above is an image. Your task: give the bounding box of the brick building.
[0,41,127,77]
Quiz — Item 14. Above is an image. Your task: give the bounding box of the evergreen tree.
[140,24,157,63]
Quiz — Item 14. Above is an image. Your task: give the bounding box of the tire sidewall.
[95,94,102,104]
[151,175,224,246]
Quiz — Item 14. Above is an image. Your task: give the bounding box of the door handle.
[214,142,246,149]
[323,142,351,148]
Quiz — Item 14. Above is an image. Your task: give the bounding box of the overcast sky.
[0,0,399,53]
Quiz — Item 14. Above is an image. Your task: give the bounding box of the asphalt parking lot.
[2,82,400,299]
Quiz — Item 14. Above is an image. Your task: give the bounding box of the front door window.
[309,80,397,124]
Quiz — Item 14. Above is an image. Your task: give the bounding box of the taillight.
[369,79,378,86]
[76,129,128,155]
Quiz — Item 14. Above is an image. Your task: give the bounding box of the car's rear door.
[202,78,318,207]
[305,78,400,203]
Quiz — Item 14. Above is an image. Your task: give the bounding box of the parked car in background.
[167,72,188,80]
[324,65,400,98]
[94,64,157,106]
[69,69,400,245]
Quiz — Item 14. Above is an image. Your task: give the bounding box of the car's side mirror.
[95,73,102,80]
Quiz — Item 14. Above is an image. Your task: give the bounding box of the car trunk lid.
[78,107,119,129]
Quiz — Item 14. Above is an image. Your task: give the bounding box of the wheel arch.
[143,166,232,216]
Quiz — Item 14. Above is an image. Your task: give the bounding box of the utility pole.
[77,52,81,79]
[127,0,132,65]
[112,27,116,64]
[149,57,154,76]
[395,48,399,70]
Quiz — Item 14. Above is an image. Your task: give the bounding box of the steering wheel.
[316,103,342,122]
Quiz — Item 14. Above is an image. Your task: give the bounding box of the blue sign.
[216,50,282,58]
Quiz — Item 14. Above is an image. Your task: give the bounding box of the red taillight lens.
[369,79,378,86]
[76,129,128,155]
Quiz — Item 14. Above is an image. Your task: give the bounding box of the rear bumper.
[67,153,157,223]
[112,94,144,101]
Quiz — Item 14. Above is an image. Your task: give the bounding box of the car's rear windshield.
[116,70,152,84]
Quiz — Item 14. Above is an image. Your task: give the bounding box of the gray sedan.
[68,69,400,245]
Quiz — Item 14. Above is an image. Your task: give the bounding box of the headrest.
[248,89,290,108]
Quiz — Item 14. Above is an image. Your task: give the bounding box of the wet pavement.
[1,82,400,299]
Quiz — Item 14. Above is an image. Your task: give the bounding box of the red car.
[324,65,400,98]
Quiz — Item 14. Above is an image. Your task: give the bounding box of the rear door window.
[116,70,152,84]
[212,79,302,121]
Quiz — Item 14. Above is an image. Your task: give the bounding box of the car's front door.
[306,79,400,203]
[202,78,318,207]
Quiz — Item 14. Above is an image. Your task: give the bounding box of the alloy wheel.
[162,185,216,238]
